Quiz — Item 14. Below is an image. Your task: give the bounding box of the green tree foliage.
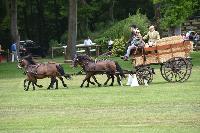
[112,36,126,56]
[153,0,199,29]
[0,0,154,51]
[95,11,150,53]
[1,0,199,54]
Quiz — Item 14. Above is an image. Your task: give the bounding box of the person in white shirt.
[84,37,93,46]
[108,38,114,51]
[83,36,93,56]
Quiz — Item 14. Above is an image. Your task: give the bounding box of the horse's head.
[72,55,82,67]
[17,59,29,69]
[73,55,91,67]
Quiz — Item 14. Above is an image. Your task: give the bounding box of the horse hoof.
[39,85,43,88]
[63,84,67,87]
[47,87,50,90]
[24,89,28,91]
[55,88,58,89]
[80,85,83,88]
[109,84,113,86]
[98,84,102,87]
[85,85,89,88]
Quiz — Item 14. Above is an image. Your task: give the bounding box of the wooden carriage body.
[131,36,192,66]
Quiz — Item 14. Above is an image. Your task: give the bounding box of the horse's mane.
[78,55,94,62]
[23,55,37,65]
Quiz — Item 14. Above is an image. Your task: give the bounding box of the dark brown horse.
[73,55,125,87]
[18,55,71,91]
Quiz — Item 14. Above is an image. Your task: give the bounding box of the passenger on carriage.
[143,25,160,47]
[122,25,144,61]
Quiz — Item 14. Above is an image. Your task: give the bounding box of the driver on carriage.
[122,24,145,61]
[143,25,160,47]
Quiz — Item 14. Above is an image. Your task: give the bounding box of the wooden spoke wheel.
[160,57,192,82]
[136,66,153,85]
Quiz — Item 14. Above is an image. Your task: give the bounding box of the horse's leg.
[34,81,43,88]
[80,73,92,88]
[32,79,43,88]
[26,81,31,91]
[24,79,27,90]
[104,74,111,86]
[92,75,101,87]
[55,78,58,89]
[85,78,90,88]
[58,76,68,88]
[86,76,97,87]
[89,76,95,85]
[109,75,115,86]
[47,77,55,89]
[85,77,100,88]
[32,82,35,90]
[116,74,123,86]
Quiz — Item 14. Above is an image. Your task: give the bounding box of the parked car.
[19,40,45,57]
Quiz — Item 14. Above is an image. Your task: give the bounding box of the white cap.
[149,25,154,30]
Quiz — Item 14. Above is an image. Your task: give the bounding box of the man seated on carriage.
[143,25,160,47]
[122,25,145,61]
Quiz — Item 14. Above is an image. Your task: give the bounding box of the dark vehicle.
[19,40,45,57]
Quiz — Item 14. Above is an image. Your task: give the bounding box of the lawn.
[0,52,200,133]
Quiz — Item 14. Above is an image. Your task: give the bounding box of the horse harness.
[25,64,41,75]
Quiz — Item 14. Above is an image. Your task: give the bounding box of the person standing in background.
[0,44,4,63]
[84,36,93,46]
[11,42,18,62]
[84,36,93,56]
[108,38,114,52]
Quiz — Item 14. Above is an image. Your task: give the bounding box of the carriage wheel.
[179,58,192,82]
[160,57,192,82]
[136,66,153,85]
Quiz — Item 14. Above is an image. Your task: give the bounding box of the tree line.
[0,0,199,59]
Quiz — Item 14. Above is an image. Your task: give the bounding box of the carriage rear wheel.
[136,66,154,85]
[160,57,192,82]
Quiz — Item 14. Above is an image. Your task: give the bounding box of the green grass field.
[0,53,200,133]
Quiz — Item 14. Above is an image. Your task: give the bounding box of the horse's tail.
[56,64,72,80]
[56,64,65,76]
[115,61,125,78]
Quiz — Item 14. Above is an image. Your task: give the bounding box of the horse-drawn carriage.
[131,36,193,85]
[18,36,193,90]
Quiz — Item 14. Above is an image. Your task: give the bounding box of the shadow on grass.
[152,80,194,85]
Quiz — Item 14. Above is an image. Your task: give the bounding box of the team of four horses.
[18,55,126,91]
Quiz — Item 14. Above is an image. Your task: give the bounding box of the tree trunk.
[36,0,46,49]
[154,2,161,34]
[10,0,20,58]
[109,0,115,23]
[66,0,77,60]
[54,0,60,40]
[23,0,30,39]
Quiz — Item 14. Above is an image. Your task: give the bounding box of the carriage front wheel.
[160,57,192,82]
[136,66,154,85]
